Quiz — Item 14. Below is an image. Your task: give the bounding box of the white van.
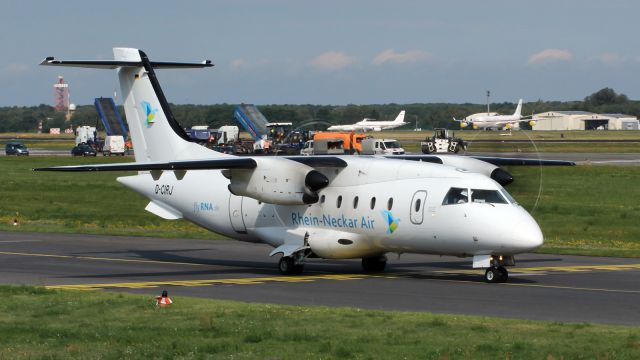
[102,135,126,156]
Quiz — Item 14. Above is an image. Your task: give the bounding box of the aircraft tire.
[497,266,508,282]
[362,256,387,273]
[278,256,296,275]
[484,267,498,283]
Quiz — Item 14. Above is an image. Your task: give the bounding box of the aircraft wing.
[33,156,347,172]
[388,155,575,166]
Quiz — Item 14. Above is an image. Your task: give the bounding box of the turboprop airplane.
[454,99,537,130]
[327,110,407,131]
[37,48,573,283]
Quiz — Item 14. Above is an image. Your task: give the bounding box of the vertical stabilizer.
[394,110,406,123]
[513,99,523,118]
[114,48,216,162]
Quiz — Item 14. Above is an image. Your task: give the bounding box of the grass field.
[1,286,638,359]
[3,130,639,154]
[0,156,639,256]
[0,156,217,239]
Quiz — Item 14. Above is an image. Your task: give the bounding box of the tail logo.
[381,210,399,234]
[141,101,158,127]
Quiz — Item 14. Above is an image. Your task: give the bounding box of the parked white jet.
[328,111,407,132]
[455,99,536,130]
[38,49,573,283]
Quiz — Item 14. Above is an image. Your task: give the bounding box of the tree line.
[1,88,637,133]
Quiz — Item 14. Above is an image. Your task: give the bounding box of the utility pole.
[486,90,491,115]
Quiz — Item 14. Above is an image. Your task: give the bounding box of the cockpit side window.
[442,187,468,205]
[470,189,508,204]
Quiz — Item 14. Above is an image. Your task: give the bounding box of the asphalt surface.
[1,231,639,325]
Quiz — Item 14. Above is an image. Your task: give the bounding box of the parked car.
[5,142,29,156]
[71,144,97,157]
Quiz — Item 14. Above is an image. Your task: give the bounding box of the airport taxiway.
[1,231,639,325]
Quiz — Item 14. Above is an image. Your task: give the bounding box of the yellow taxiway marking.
[45,273,393,291]
[0,251,208,267]
[434,263,640,275]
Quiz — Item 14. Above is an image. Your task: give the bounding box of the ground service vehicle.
[421,128,466,154]
[300,139,345,155]
[360,138,405,155]
[5,142,29,156]
[102,135,126,156]
[71,144,97,157]
[313,131,366,154]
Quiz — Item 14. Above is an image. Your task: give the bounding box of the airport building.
[532,111,639,130]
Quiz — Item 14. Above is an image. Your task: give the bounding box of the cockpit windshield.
[443,187,513,205]
[470,189,508,204]
[442,187,468,205]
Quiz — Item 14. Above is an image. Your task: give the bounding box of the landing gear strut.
[362,255,387,273]
[484,266,508,283]
[278,256,304,275]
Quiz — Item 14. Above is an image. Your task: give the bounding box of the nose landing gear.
[484,266,508,283]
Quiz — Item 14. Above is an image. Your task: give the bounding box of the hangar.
[532,111,639,130]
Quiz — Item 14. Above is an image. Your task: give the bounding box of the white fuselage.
[118,156,542,259]
[468,114,522,130]
[328,120,408,132]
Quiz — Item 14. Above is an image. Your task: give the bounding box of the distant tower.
[53,76,69,112]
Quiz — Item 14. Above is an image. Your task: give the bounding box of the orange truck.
[313,131,367,154]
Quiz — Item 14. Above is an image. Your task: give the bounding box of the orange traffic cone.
[155,290,173,307]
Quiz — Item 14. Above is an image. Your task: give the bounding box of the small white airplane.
[328,111,407,132]
[38,48,573,283]
[455,99,536,130]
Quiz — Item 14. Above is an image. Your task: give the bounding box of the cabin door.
[229,194,247,234]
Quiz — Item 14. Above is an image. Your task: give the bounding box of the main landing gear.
[362,255,387,273]
[484,266,508,283]
[278,256,304,275]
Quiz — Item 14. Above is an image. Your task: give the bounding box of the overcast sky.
[1,0,639,106]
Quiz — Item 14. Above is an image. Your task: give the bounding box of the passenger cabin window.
[353,196,359,209]
[471,189,508,204]
[387,198,393,210]
[442,187,468,205]
[414,198,422,212]
[370,197,376,210]
[337,195,342,208]
[320,195,325,204]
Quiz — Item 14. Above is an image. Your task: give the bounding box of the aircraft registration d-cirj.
[37,48,574,283]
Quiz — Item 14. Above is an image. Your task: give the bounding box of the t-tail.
[513,99,523,118]
[394,110,406,123]
[41,48,219,163]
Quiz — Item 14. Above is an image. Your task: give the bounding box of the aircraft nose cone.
[511,215,544,252]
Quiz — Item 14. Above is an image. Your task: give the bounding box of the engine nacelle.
[435,155,513,186]
[460,122,469,128]
[226,157,328,205]
[529,120,537,126]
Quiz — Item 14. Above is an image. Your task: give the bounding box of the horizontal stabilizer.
[40,58,213,69]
